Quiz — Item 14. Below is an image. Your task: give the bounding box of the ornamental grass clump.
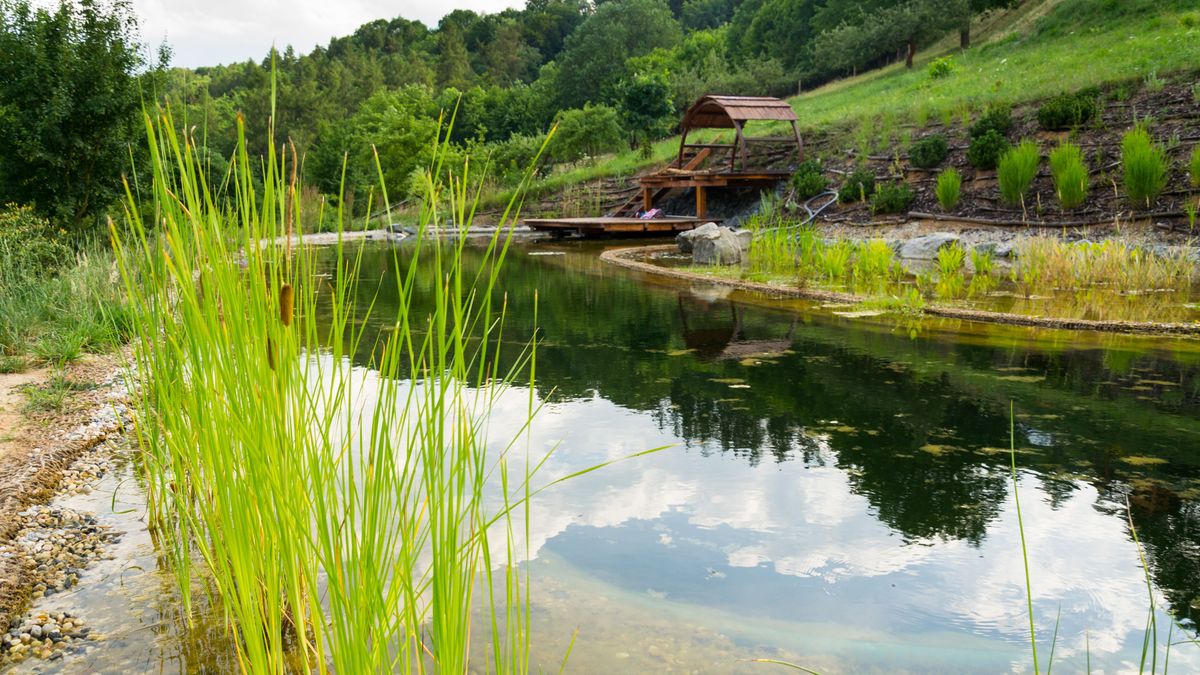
[1189,145,1200,188]
[936,168,962,212]
[1048,141,1089,209]
[110,102,614,673]
[998,140,1040,207]
[1121,126,1168,207]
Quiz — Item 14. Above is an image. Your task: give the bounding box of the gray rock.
[734,229,754,251]
[692,226,744,265]
[899,232,961,260]
[993,241,1017,259]
[676,222,719,254]
[972,241,998,257]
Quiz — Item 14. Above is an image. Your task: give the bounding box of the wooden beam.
[676,127,689,168]
[695,185,707,219]
[732,121,744,172]
[791,120,804,162]
[642,187,654,212]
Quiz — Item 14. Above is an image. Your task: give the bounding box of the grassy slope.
[501,0,1200,209]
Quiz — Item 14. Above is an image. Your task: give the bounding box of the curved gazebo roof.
[681,95,799,130]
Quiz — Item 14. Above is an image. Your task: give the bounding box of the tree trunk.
[960,27,970,49]
[905,39,916,68]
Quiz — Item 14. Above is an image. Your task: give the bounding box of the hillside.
[507,0,1200,216]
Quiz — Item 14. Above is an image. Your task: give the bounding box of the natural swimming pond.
[12,238,1200,673]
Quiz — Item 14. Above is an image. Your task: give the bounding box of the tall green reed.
[1122,126,1168,207]
[998,140,1041,208]
[112,100,573,674]
[1049,141,1090,209]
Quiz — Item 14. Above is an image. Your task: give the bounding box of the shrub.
[790,160,828,199]
[0,204,72,284]
[969,106,1013,139]
[936,168,962,212]
[968,129,1011,170]
[1190,145,1200,188]
[871,182,914,214]
[1121,127,1168,207]
[1037,90,1100,130]
[927,56,956,80]
[839,168,876,203]
[997,140,1041,206]
[908,135,949,169]
[1049,142,1090,209]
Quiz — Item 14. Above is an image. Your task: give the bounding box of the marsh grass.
[110,100,644,674]
[1122,127,1169,207]
[970,248,994,277]
[1049,141,1090,209]
[1012,236,1193,294]
[1189,145,1200,188]
[936,242,967,278]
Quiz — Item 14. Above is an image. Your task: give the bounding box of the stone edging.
[599,245,1200,337]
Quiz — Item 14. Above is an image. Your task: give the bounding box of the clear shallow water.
[10,238,1200,673]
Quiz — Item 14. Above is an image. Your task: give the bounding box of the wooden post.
[791,120,804,163]
[642,186,654,212]
[695,185,707,219]
[676,128,689,168]
[733,121,747,172]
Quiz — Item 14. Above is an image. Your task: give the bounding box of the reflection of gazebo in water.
[526,95,802,237]
[677,294,798,361]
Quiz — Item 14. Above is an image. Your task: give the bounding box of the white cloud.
[128,0,523,67]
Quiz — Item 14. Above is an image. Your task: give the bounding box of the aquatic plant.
[936,168,962,212]
[817,239,853,281]
[936,241,966,279]
[1048,141,1089,209]
[852,239,897,282]
[998,140,1041,207]
[111,102,615,674]
[970,247,994,276]
[1121,126,1168,207]
[1012,236,1193,293]
[747,223,799,277]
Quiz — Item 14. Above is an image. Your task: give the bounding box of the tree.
[481,19,540,85]
[549,104,625,164]
[553,0,681,109]
[435,23,474,90]
[618,71,674,156]
[0,0,148,232]
[681,0,737,31]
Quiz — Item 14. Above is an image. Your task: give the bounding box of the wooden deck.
[524,216,712,237]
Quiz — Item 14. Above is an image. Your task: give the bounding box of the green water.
[10,238,1200,673]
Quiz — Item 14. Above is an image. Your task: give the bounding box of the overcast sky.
[131,0,521,68]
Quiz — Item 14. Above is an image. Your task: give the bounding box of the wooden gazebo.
[635,95,803,220]
[525,95,802,236]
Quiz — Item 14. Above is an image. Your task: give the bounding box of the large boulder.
[677,222,719,254]
[693,225,745,265]
[898,232,961,260]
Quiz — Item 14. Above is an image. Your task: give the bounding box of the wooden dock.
[524,216,712,237]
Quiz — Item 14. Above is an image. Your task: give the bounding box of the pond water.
[10,238,1200,674]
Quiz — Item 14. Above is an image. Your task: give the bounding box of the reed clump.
[1048,141,1089,209]
[1012,236,1194,293]
[112,103,573,674]
[1121,126,1168,207]
[998,140,1041,207]
[935,168,962,212]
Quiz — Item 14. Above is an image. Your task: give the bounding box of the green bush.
[790,160,829,199]
[0,204,72,284]
[1190,145,1200,188]
[908,135,949,169]
[936,168,962,212]
[1121,126,1168,207]
[927,56,956,80]
[839,168,876,203]
[968,130,1011,170]
[871,182,914,214]
[1049,141,1090,209]
[1037,89,1101,130]
[969,106,1013,139]
[997,140,1041,206]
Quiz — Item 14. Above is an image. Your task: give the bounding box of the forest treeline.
[0,0,1136,233]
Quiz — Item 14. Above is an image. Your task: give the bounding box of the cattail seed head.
[280,283,294,327]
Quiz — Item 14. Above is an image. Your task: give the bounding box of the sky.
[130,0,521,68]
